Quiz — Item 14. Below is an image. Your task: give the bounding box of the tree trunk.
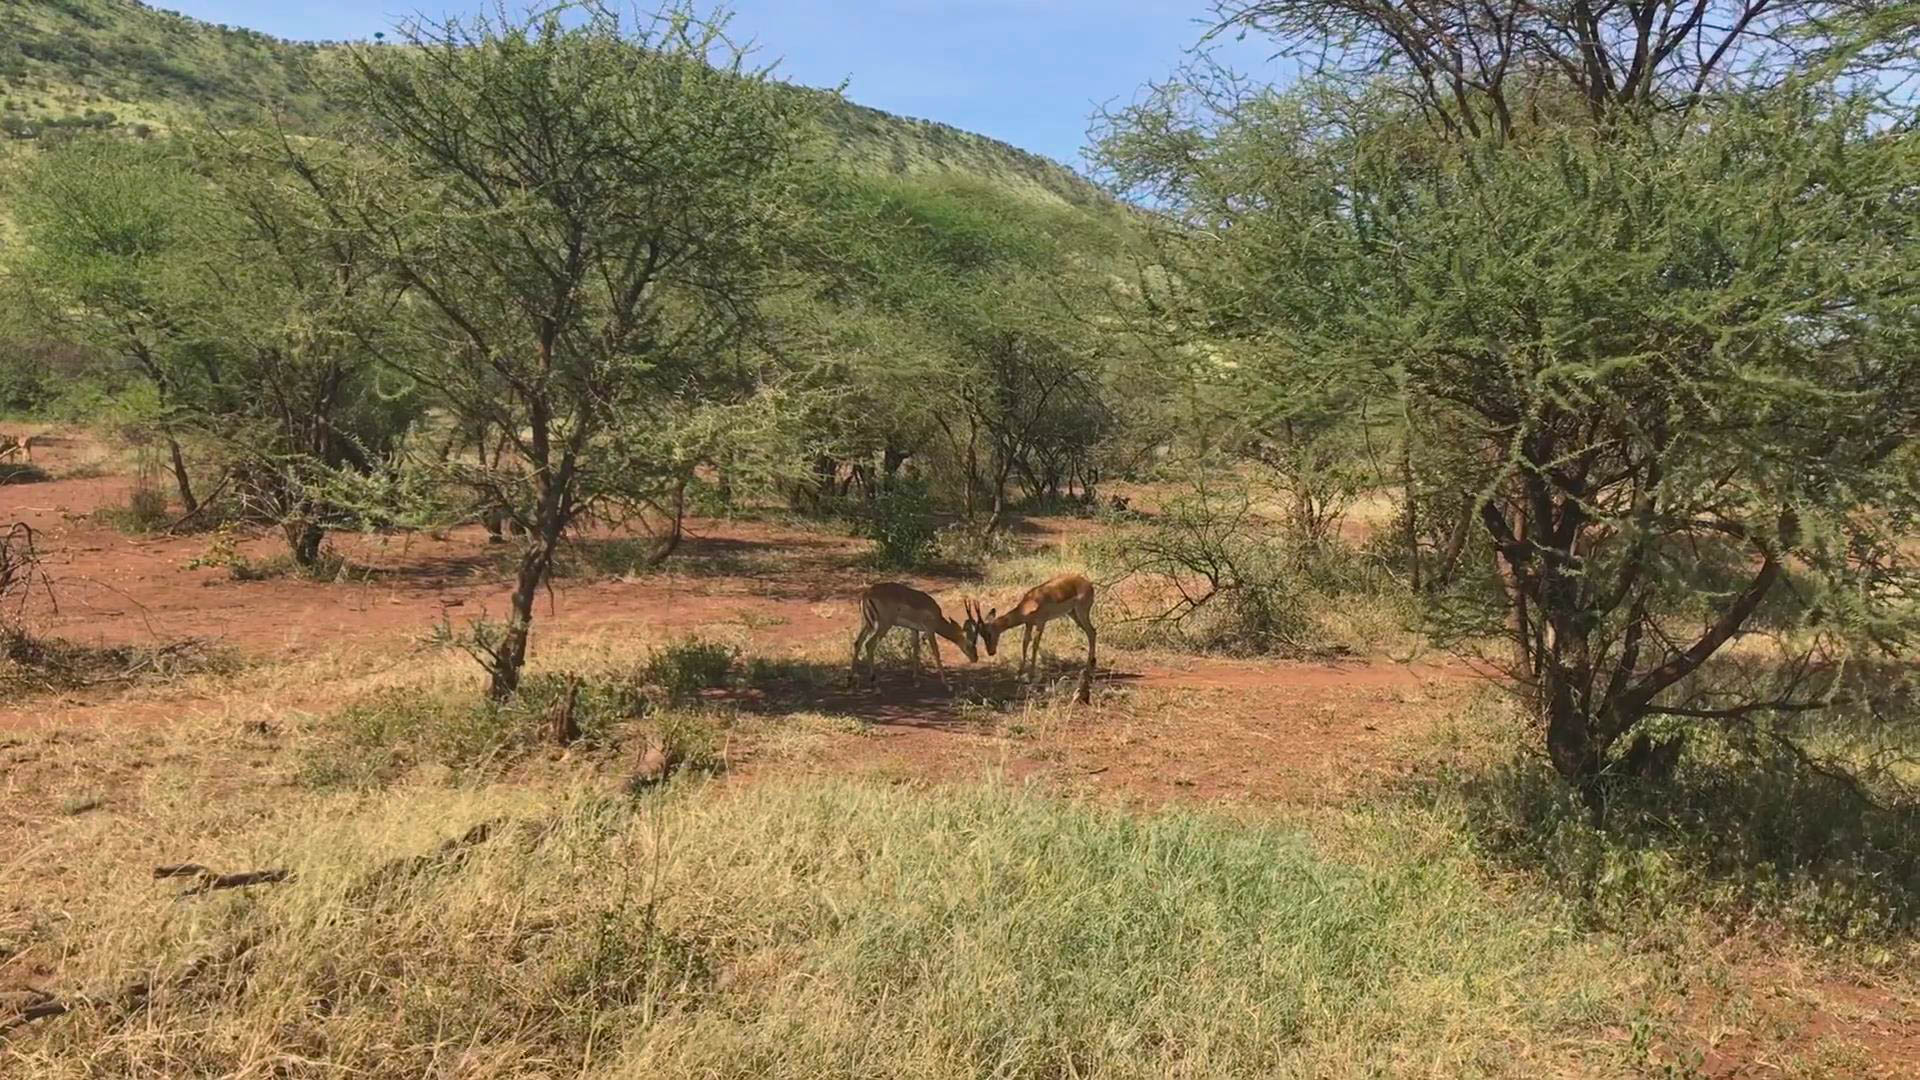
[165,435,199,517]
[489,540,550,701]
[1543,679,1608,812]
[964,424,979,520]
[985,458,1012,535]
[882,445,910,492]
[810,455,837,510]
[1400,417,1420,593]
[288,520,325,568]
[642,478,688,568]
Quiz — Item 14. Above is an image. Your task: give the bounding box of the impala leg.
[865,625,890,685]
[908,630,922,684]
[1071,604,1097,704]
[1030,619,1049,677]
[850,621,872,686]
[928,634,948,688]
[1019,624,1035,678]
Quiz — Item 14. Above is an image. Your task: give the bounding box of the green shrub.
[1098,485,1414,658]
[92,484,171,533]
[932,520,1019,569]
[862,472,936,569]
[642,637,736,702]
[296,689,508,790]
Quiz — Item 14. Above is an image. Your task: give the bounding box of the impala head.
[963,597,1002,656]
[947,600,980,662]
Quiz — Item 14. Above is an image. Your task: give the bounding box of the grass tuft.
[0,626,238,698]
[88,484,172,533]
[642,636,737,702]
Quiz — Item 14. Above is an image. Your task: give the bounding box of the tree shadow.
[1450,720,1920,941]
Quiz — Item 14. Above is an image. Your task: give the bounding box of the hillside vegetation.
[0,0,327,132]
[0,0,1104,206]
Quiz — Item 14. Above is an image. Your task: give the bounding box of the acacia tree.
[961,319,1108,530]
[292,2,818,698]
[1205,0,1920,137]
[1099,65,1920,799]
[8,136,219,516]
[789,171,1134,524]
[192,130,422,566]
[9,133,422,565]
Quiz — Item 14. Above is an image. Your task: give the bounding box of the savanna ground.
[3,426,1918,1078]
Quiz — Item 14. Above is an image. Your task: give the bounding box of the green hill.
[0,0,1106,207]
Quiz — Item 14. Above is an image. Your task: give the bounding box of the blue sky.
[162,2,1281,172]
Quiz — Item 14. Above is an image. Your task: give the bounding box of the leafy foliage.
[862,469,938,569]
[270,3,821,699]
[1098,34,1920,796]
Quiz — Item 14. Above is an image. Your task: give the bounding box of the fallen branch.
[162,472,235,534]
[347,818,509,901]
[0,933,260,1037]
[153,863,294,895]
[0,990,67,1028]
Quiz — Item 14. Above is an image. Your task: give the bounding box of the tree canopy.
[1099,24,1920,796]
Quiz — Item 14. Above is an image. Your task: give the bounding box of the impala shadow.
[731,655,1138,731]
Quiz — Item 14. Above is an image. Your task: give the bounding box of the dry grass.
[3,623,1916,1077]
[7,775,1678,1079]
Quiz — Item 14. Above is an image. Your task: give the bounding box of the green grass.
[5,778,1674,1078]
[15,637,1916,1075]
[296,641,744,791]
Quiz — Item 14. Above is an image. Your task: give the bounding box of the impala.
[0,433,32,464]
[965,571,1096,701]
[850,583,980,688]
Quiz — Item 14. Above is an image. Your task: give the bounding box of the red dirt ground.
[6,431,1918,1077]
[0,432,1474,750]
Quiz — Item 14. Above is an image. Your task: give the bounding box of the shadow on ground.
[727,655,1136,731]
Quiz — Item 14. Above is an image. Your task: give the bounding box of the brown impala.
[965,571,1097,703]
[850,582,980,688]
[0,432,32,464]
